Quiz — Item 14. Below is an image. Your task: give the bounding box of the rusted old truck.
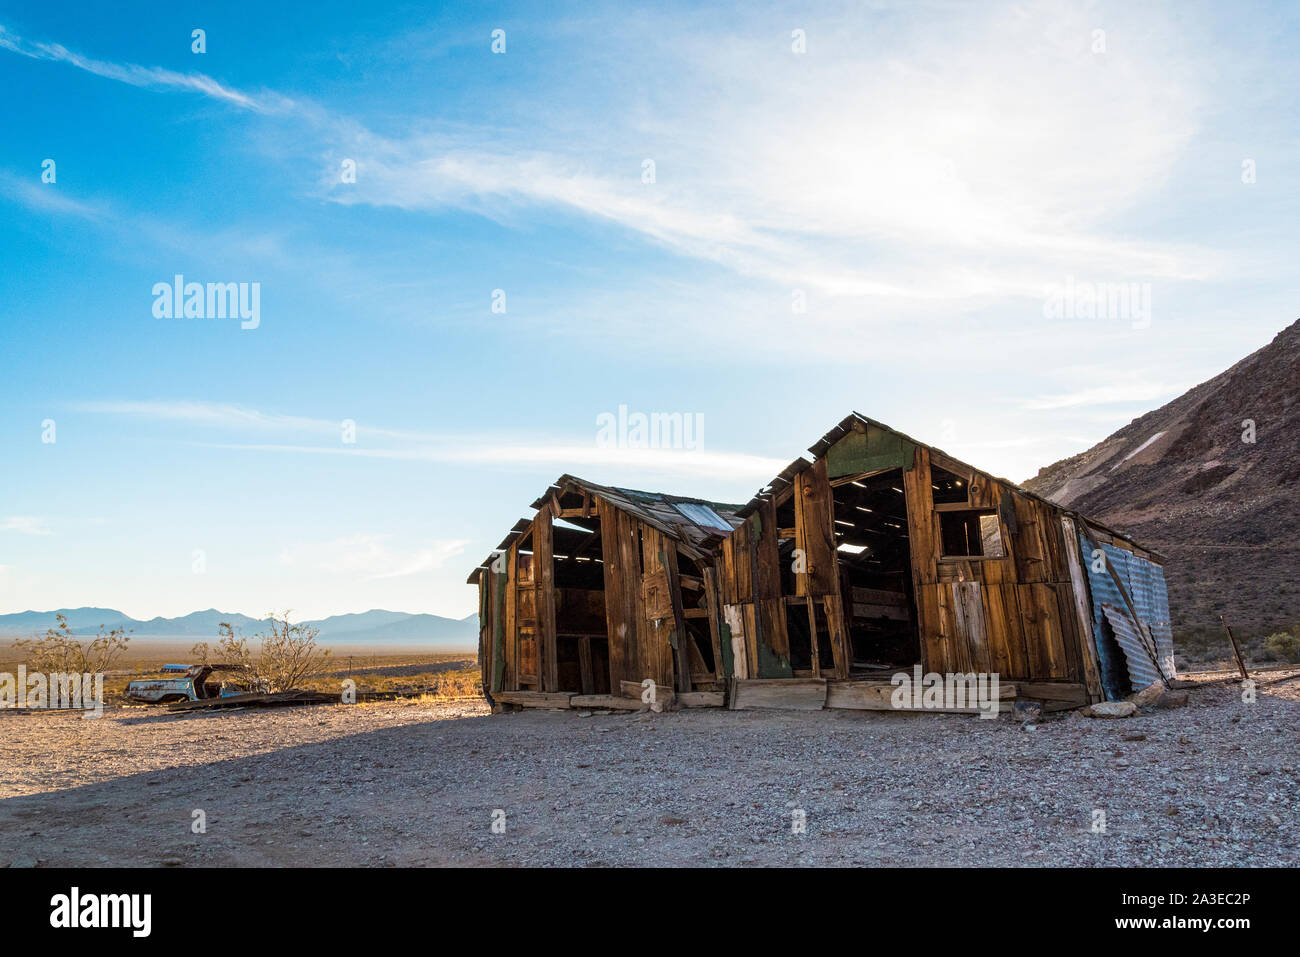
[125,664,247,704]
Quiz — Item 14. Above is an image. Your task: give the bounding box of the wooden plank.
[745,517,766,656]
[662,544,692,694]
[730,519,753,601]
[640,568,673,620]
[806,598,821,676]
[578,635,594,695]
[493,691,573,708]
[723,603,749,679]
[702,565,725,680]
[851,587,908,605]
[570,694,641,710]
[934,583,966,672]
[1061,516,1104,701]
[1015,681,1088,704]
[825,681,897,710]
[915,584,947,674]
[638,526,675,692]
[950,581,991,673]
[902,446,939,586]
[823,593,850,679]
[678,691,725,708]
[853,602,912,621]
[618,679,675,707]
[1053,582,1083,683]
[754,498,781,601]
[534,505,558,692]
[731,678,827,711]
[981,582,1029,679]
[759,598,791,670]
[743,602,760,681]
[505,543,519,691]
[1018,582,1071,680]
[598,498,632,689]
[826,680,1016,712]
[794,457,837,596]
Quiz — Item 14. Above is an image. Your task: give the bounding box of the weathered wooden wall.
[476,430,1115,704]
[712,426,1104,698]
[477,493,711,699]
[716,456,852,681]
[901,443,1101,695]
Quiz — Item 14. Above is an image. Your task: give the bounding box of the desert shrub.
[1263,629,1300,663]
[14,614,131,674]
[425,667,482,698]
[214,613,331,693]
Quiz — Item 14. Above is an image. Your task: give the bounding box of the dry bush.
[14,614,131,674]
[1263,628,1300,663]
[424,667,482,698]
[212,613,331,693]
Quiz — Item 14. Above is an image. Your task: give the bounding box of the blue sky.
[2,0,1297,621]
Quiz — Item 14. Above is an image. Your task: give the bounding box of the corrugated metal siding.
[1101,604,1165,693]
[1079,532,1177,699]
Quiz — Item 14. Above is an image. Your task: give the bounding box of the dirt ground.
[1,671,1297,868]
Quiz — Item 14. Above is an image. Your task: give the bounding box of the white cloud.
[319,1,1219,302]
[199,440,788,482]
[278,534,468,580]
[1023,382,1187,410]
[77,398,788,481]
[0,24,287,112]
[4,4,1227,325]
[1,516,52,536]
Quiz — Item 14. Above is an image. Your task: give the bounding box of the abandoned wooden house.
[467,476,742,709]
[468,414,1177,714]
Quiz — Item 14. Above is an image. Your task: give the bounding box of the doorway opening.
[552,518,610,694]
[830,468,922,674]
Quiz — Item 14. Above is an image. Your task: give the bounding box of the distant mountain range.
[1025,317,1300,637]
[0,607,479,648]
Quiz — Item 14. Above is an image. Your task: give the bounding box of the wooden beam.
[731,678,827,711]
[535,504,559,692]
[570,694,642,710]
[493,691,573,708]
[663,544,692,694]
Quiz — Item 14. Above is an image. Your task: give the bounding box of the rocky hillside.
[1025,318,1300,639]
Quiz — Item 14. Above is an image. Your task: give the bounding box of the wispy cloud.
[315,2,1221,301]
[76,399,788,481]
[1,516,52,536]
[0,170,107,220]
[0,23,288,112]
[1022,382,1187,411]
[278,534,468,580]
[5,5,1221,306]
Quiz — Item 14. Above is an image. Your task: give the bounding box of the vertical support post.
[535,505,558,692]
[1219,615,1249,681]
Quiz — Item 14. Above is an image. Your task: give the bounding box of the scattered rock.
[1128,682,1165,708]
[1122,733,1147,741]
[1151,691,1189,710]
[1013,701,1043,724]
[1083,701,1137,718]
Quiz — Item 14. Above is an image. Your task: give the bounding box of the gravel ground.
[0,673,1296,867]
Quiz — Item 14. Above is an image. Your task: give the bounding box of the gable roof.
[734,411,1161,559]
[467,413,1163,585]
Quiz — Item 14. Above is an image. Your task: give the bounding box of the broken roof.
[735,411,1161,558]
[466,412,1163,584]
[466,473,745,582]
